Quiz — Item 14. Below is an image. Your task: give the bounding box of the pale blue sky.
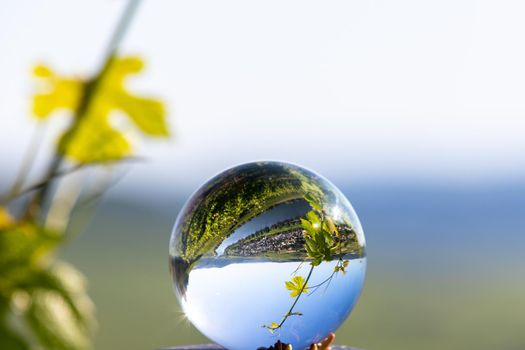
[1,0,524,195]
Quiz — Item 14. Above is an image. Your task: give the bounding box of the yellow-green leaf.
[304,193,322,212]
[300,218,316,236]
[285,275,309,297]
[114,93,168,136]
[59,119,131,163]
[32,65,83,118]
[32,56,169,163]
[325,217,338,236]
[0,221,61,272]
[33,64,53,78]
[306,211,320,227]
[0,206,13,229]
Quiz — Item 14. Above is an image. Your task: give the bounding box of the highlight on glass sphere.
[169,161,366,350]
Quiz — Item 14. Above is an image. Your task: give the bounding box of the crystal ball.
[169,161,366,350]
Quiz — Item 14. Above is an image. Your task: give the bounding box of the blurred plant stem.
[5,124,46,202]
[26,0,143,222]
[0,1,173,349]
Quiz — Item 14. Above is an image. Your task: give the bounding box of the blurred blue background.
[1,1,524,349]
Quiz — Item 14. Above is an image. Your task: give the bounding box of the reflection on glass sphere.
[169,161,366,350]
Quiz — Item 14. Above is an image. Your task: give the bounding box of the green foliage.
[263,194,355,333]
[303,193,322,212]
[223,214,361,260]
[0,219,95,350]
[0,207,14,228]
[178,164,327,266]
[303,210,337,266]
[1,3,169,349]
[0,323,30,350]
[2,30,165,350]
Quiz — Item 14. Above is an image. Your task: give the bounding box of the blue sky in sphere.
[1,0,525,197]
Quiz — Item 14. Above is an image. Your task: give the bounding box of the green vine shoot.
[263,194,350,333]
[0,1,170,349]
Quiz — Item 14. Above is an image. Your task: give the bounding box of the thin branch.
[2,124,46,203]
[265,204,350,332]
[14,157,144,200]
[291,261,305,276]
[275,264,315,330]
[62,168,128,243]
[45,174,83,233]
[308,271,337,292]
[26,0,143,218]
[101,0,142,63]
[74,167,130,210]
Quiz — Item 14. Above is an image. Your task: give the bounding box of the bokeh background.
[1,1,524,349]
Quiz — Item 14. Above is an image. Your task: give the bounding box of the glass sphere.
[169,161,366,350]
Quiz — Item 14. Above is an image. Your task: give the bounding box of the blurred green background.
[61,183,525,350]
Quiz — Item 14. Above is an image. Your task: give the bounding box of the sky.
[1,0,525,195]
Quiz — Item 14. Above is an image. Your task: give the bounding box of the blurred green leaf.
[26,288,91,350]
[114,91,168,137]
[0,323,30,350]
[0,222,60,280]
[0,207,14,229]
[0,220,94,350]
[32,56,169,163]
[31,64,83,118]
[58,118,131,163]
